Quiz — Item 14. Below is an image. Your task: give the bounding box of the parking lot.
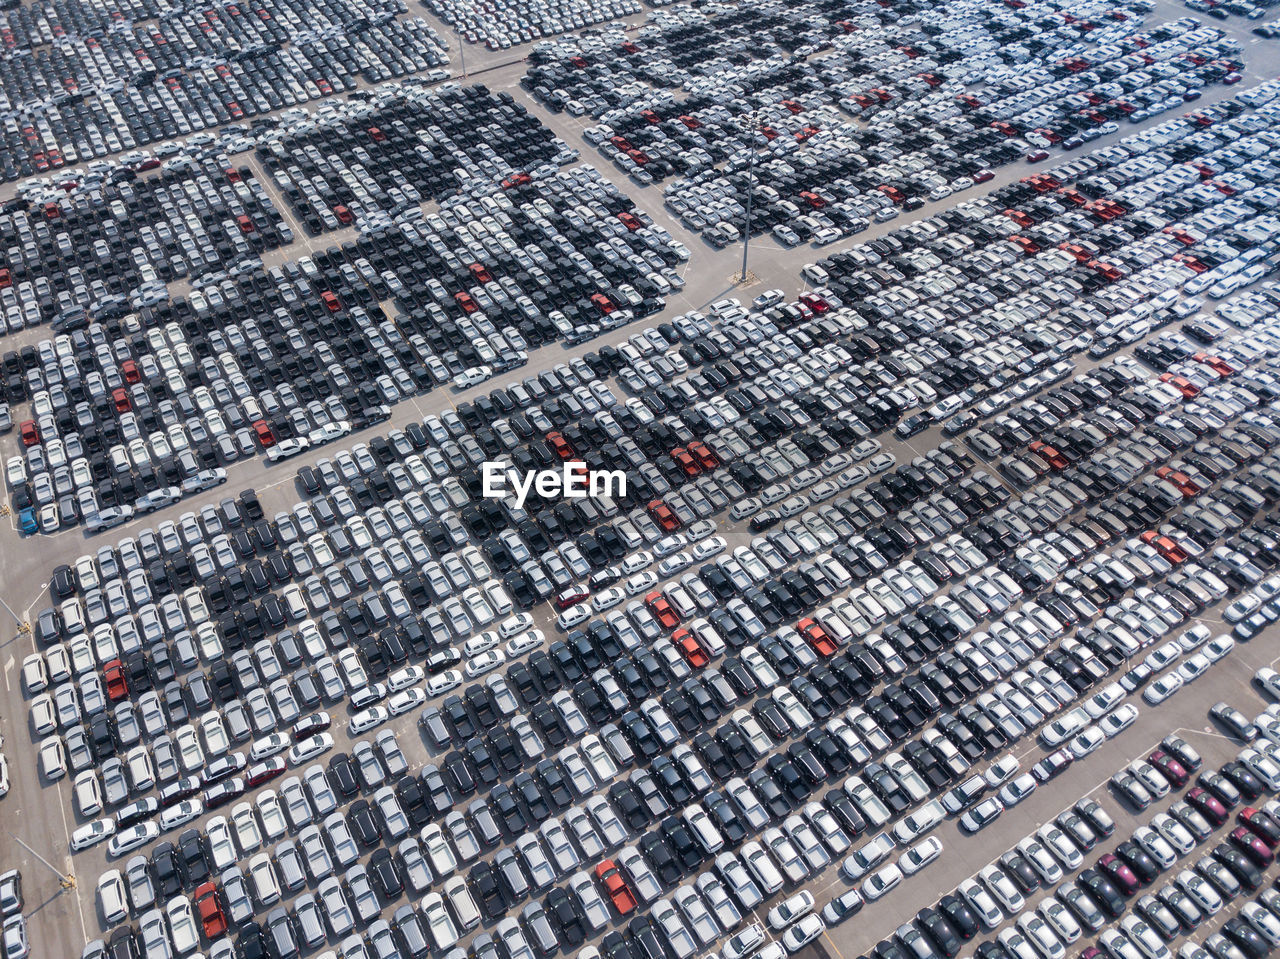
[3,1,1280,959]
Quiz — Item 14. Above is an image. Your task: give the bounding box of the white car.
[288,733,334,766]
[862,863,903,901]
[97,870,129,924]
[900,837,943,876]
[1099,704,1139,738]
[250,732,291,762]
[107,822,159,858]
[426,671,462,697]
[782,914,825,953]
[249,852,282,906]
[348,706,389,735]
[453,365,492,389]
[464,650,505,678]
[71,819,116,851]
[997,774,1038,808]
[387,688,427,716]
[767,890,815,931]
[165,895,200,956]
[159,799,203,833]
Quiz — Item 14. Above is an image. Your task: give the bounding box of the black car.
[546,888,587,947]
[369,848,403,900]
[327,755,359,797]
[470,862,508,920]
[936,894,980,941]
[917,907,963,958]
[347,800,382,848]
[177,828,210,883]
[1115,841,1160,885]
[1077,867,1126,918]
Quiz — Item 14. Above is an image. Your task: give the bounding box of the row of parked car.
[2,152,294,337]
[894,736,1280,959]
[422,0,643,51]
[4,11,1278,959]
[525,0,1240,251]
[52,247,1280,957]
[0,0,452,184]
[4,83,691,534]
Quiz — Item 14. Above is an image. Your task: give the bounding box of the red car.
[673,629,708,668]
[595,860,637,914]
[1239,807,1280,849]
[1146,750,1188,787]
[688,441,720,470]
[500,172,532,190]
[1010,235,1040,255]
[235,214,255,234]
[368,126,386,141]
[104,660,128,701]
[547,432,575,460]
[648,499,680,532]
[591,293,615,315]
[1193,352,1236,377]
[334,204,353,225]
[797,619,838,657]
[877,184,905,204]
[1229,826,1275,868]
[252,420,276,447]
[1187,786,1228,826]
[194,882,227,939]
[290,712,332,741]
[1028,441,1069,471]
[321,290,341,312]
[469,263,493,283]
[245,758,287,787]
[798,293,829,313]
[1159,373,1199,398]
[112,388,131,413]
[454,292,478,314]
[1097,853,1140,895]
[19,420,38,447]
[618,212,642,231]
[671,447,700,477]
[645,591,680,630]
[1059,242,1092,262]
[555,587,589,610]
[121,359,140,384]
[1154,467,1201,499]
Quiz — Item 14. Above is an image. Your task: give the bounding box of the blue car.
[17,508,37,534]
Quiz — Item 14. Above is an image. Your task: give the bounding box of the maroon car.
[1147,750,1189,788]
[1229,826,1275,868]
[1097,853,1140,895]
[1187,786,1229,827]
[1239,807,1280,849]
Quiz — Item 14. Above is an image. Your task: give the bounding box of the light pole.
[8,832,74,889]
[736,110,763,283]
